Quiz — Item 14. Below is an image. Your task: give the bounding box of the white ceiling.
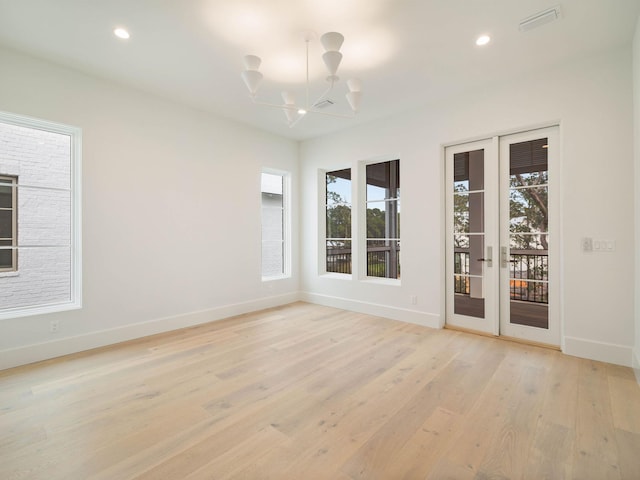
[0,0,638,140]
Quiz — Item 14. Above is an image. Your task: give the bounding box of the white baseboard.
[563,336,634,367]
[0,292,300,371]
[300,291,441,329]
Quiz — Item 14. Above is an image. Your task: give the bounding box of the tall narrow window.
[366,159,400,279]
[0,175,17,272]
[261,171,288,279]
[0,113,81,319]
[326,169,352,274]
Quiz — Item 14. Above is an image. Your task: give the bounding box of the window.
[325,169,352,274]
[0,112,81,319]
[366,159,400,279]
[261,171,289,279]
[0,175,17,272]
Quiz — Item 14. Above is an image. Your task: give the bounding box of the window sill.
[362,276,402,286]
[321,272,353,280]
[0,300,81,320]
[262,274,291,282]
[0,271,19,278]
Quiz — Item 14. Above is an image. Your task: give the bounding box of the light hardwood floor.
[1,302,639,479]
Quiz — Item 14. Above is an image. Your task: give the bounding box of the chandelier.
[241,32,362,127]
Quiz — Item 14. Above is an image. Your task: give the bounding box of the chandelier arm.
[250,100,298,110]
[250,100,354,119]
[253,99,356,121]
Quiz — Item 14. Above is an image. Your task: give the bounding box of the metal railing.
[454,249,548,304]
[326,248,352,274]
[326,244,400,278]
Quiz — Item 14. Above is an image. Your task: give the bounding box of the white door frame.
[444,125,562,347]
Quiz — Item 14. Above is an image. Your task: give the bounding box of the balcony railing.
[326,248,352,274]
[454,249,548,304]
[326,244,400,278]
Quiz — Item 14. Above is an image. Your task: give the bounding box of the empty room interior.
[2,1,640,478]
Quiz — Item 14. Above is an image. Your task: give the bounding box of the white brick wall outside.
[261,193,284,277]
[0,122,72,310]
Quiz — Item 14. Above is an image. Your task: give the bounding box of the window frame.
[0,111,82,320]
[361,158,401,282]
[0,175,18,273]
[324,167,353,276]
[260,169,291,281]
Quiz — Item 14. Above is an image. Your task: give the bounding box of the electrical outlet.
[50,320,59,333]
[410,295,417,305]
[582,237,593,252]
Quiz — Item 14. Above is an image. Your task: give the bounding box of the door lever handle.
[477,246,492,267]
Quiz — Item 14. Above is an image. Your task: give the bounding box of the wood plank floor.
[1,302,639,479]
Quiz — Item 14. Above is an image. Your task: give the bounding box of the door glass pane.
[509,187,548,233]
[509,138,549,329]
[453,192,484,234]
[453,149,485,319]
[454,150,484,191]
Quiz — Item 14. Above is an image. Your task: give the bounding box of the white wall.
[0,46,299,369]
[633,15,640,376]
[300,47,635,366]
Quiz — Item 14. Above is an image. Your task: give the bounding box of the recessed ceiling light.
[475,35,491,46]
[113,27,130,40]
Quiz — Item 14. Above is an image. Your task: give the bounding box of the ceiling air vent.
[519,5,561,32]
[313,99,335,109]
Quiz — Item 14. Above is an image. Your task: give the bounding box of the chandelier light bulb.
[322,51,343,77]
[347,78,362,92]
[241,70,263,96]
[320,32,344,52]
[243,54,262,71]
[346,91,362,113]
[283,109,297,123]
[281,91,295,105]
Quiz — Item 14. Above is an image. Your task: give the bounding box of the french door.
[445,126,559,346]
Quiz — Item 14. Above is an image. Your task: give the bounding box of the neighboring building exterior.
[0,121,72,310]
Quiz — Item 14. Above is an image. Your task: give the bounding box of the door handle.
[477,246,492,267]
